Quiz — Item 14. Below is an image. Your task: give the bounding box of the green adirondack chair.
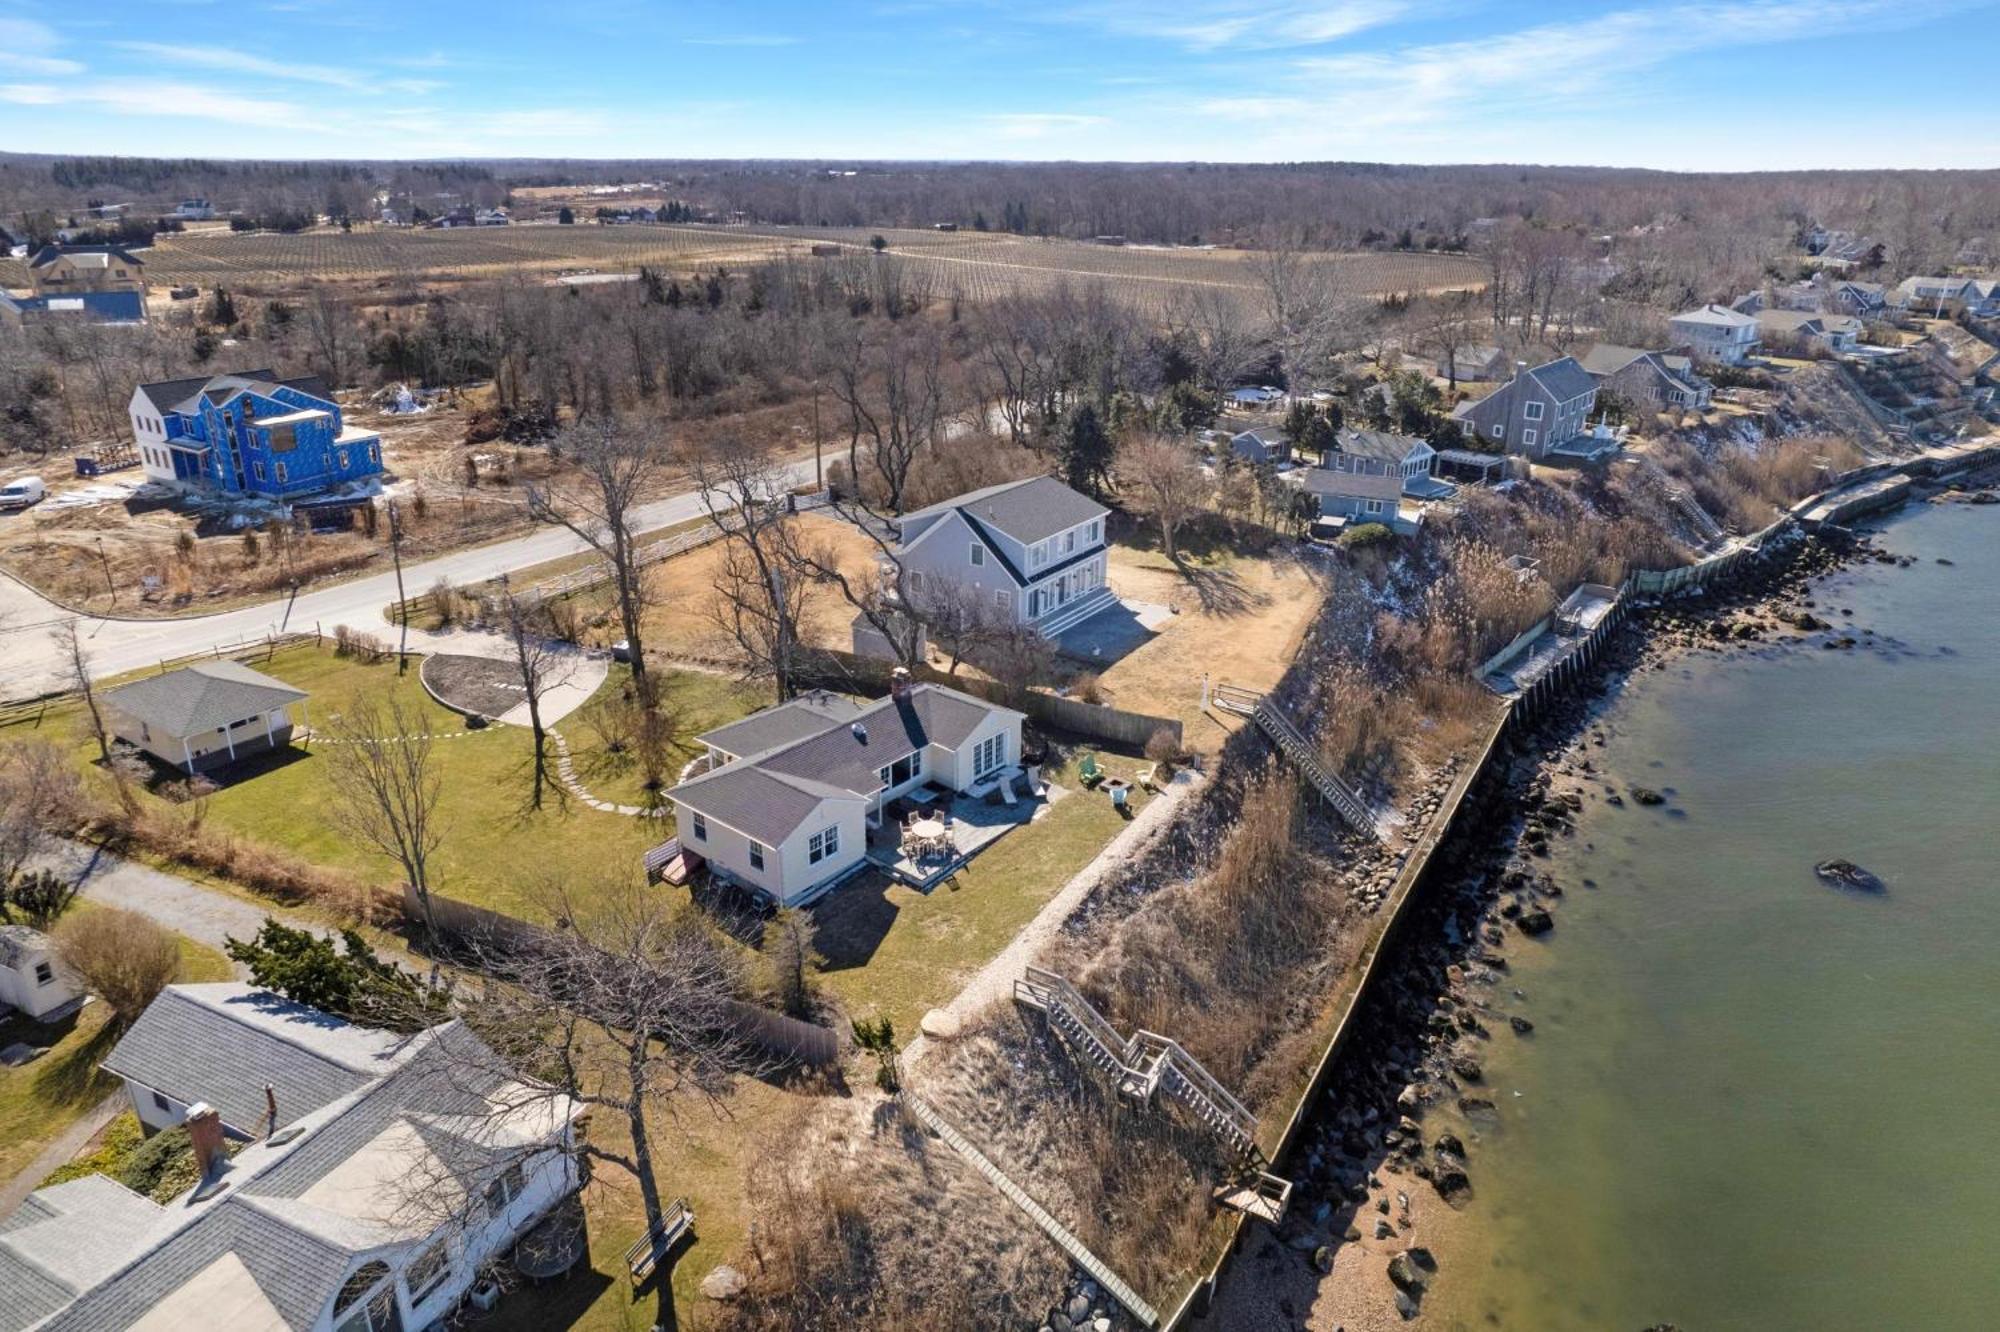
[1078,753,1104,788]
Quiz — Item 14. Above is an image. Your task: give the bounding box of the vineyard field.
[0,223,1486,315]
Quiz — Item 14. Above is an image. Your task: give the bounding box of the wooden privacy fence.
[407,886,841,1067]
[793,646,1182,752]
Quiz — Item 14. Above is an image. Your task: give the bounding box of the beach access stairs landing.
[1014,966,1294,1225]
[1211,683,1378,839]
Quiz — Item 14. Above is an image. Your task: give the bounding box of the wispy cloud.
[0,79,325,130]
[112,41,441,95]
[1059,1,1412,51]
[1205,0,1977,130]
[681,34,803,47]
[0,19,85,76]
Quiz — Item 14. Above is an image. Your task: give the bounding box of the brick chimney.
[186,1102,225,1180]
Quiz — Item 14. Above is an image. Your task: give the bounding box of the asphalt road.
[0,457,818,698]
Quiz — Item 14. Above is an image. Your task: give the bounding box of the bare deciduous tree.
[828,319,951,512]
[686,442,814,698]
[0,740,83,887]
[326,697,447,949]
[1116,435,1211,565]
[52,619,109,763]
[500,593,572,811]
[527,416,663,705]
[53,906,180,1026]
[446,883,773,1310]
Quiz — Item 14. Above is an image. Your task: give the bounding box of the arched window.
[334,1260,402,1332]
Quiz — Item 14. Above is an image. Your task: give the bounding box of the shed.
[101,660,307,774]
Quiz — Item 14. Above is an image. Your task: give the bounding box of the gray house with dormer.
[1449,358,1599,460]
[887,475,1116,639]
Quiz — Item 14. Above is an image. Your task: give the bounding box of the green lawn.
[811,748,1153,1036]
[560,665,770,811]
[0,904,232,1192]
[4,645,769,923]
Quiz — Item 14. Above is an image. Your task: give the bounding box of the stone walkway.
[0,1094,123,1216]
[905,767,1203,1065]
[549,730,669,819]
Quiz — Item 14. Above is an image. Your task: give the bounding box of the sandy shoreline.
[1199,474,2000,1332]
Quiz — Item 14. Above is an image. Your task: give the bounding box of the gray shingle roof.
[671,684,1019,845]
[100,985,407,1137]
[0,924,48,969]
[1334,428,1428,463]
[1577,344,1650,377]
[696,692,864,758]
[100,661,306,741]
[0,1177,164,1312]
[1671,303,1758,329]
[1526,357,1599,403]
[902,475,1107,548]
[1303,461,1403,503]
[132,372,331,419]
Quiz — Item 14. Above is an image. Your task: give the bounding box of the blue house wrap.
[131,371,383,499]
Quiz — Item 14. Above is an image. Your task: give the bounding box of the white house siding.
[0,943,77,1022]
[110,706,295,773]
[899,510,1030,627]
[128,386,178,484]
[931,711,1020,790]
[124,1075,193,1135]
[775,804,868,904]
[1024,552,1109,625]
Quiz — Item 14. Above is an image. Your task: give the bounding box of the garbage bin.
[74,457,101,478]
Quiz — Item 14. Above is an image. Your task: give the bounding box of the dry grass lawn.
[1084,543,1325,754]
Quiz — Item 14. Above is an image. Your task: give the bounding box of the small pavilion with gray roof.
[101,659,307,774]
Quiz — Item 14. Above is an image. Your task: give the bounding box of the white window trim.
[1522,427,1538,448]
[1523,400,1545,421]
[690,812,707,842]
[969,543,985,567]
[748,842,765,871]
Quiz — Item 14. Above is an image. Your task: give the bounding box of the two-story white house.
[886,475,1117,639]
[0,986,586,1332]
[1669,304,1762,364]
[668,673,1026,907]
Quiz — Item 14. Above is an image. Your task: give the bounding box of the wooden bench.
[624,1197,695,1284]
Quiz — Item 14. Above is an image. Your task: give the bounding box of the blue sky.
[2,0,1997,167]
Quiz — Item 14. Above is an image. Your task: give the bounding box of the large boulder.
[701,1265,747,1300]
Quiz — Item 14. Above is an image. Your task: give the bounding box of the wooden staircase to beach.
[1014,966,1293,1225]
[1212,685,1378,839]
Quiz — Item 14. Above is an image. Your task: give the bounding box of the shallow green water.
[1433,501,2000,1332]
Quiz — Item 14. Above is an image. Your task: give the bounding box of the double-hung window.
[34,962,54,986]
[1523,400,1545,421]
[690,813,707,842]
[1522,427,1538,448]
[969,543,985,567]
[808,826,840,864]
[748,842,765,872]
[405,1239,451,1307]
[482,1162,525,1215]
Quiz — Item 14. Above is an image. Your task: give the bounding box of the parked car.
[0,476,46,511]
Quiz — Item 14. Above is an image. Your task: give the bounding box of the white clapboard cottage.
[668,674,1025,907]
[885,475,1116,639]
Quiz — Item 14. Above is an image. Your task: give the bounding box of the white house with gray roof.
[1755,308,1863,354]
[1449,357,1600,460]
[886,474,1116,639]
[100,660,306,775]
[1669,304,1761,364]
[0,925,81,1023]
[669,675,1025,907]
[1577,344,1714,411]
[0,990,584,1332]
[102,984,410,1139]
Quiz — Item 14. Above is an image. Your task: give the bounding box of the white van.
[0,476,45,511]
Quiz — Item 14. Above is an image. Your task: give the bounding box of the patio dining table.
[908,817,946,844]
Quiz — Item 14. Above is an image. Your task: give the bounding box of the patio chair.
[1078,753,1104,788]
[1138,763,1160,793]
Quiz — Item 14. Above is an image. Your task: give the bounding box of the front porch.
[863,773,1053,889]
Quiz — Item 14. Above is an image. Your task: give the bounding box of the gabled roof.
[1757,309,1862,336]
[8,1019,573,1332]
[0,924,50,969]
[100,661,306,741]
[29,244,146,270]
[1671,303,1759,329]
[1525,356,1598,402]
[696,692,865,758]
[1577,343,1651,377]
[898,475,1107,549]
[100,984,408,1136]
[671,683,1022,846]
[1334,428,1429,462]
[1303,460,1403,503]
[132,372,331,419]
[2,291,147,323]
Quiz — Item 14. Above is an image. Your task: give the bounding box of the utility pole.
[96,537,114,604]
[386,499,409,674]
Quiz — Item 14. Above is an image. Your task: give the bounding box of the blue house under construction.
[129,371,384,499]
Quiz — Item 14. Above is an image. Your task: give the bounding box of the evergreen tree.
[1060,402,1115,498]
[224,919,439,1030]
